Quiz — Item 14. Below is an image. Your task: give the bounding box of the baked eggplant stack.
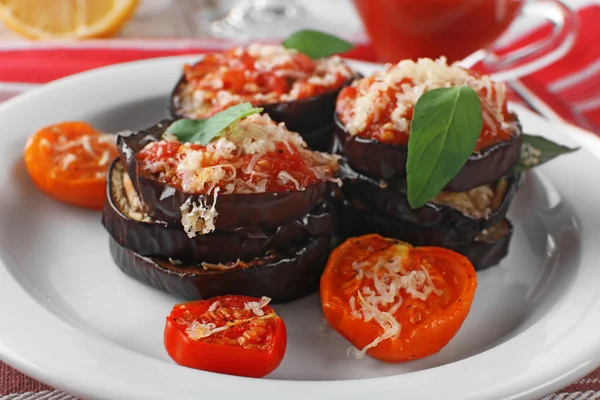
[169,44,359,150]
[102,111,340,302]
[333,58,524,270]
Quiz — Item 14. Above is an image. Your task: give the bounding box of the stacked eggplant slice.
[169,44,360,151]
[102,115,339,302]
[333,59,524,270]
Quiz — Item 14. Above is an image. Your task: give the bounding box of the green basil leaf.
[166,119,207,142]
[167,103,263,145]
[510,134,578,174]
[406,87,483,209]
[282,30,354,59]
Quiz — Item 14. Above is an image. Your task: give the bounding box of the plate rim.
[1,56,600,400]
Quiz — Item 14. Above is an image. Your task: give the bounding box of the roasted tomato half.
[24,121,117,210]
[320,234,477,362]
[164,295,287,377]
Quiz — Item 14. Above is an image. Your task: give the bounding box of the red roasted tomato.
[164,295,287,377]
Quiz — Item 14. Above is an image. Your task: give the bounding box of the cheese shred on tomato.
[347,245,443,359]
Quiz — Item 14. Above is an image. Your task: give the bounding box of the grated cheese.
[157,114,336,195]
[98,150,111,166]
[243,296,272,317]
[520,142,542,167]
[201,258,241,271]
[348,246,442,359]
[81,135,94,155]
[207,301,221,312]
[177,44,353,117]
[60,153,77,170]
[159,186,176,201]
[179,188,219,238]
[344,57,507,137]
[185,320,229,340]
[39,138,51,149]
[277,171,304,191]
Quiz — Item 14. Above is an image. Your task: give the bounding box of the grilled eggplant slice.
[117,119,336,230]
[339,161,521,243]
[103,160,335,263]
[339,200,474,247]
[339,202,512,269]
[109,235,331,303]
[334,113,522,192]
[449,219,513,270]
[171,74,352,133]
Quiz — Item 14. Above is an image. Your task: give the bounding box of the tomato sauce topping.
[135,114,339,194]
[336,58,516,152]
[175,44,354,118]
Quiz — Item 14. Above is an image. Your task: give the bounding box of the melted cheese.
[98,150,111,166]
[243,296,272,317]
[348,247,442,359]
[520,142,542,167]
[277,171,303,191]
[60,153,77,170]
[185,320,229,340]
[345,57,507,137]
[201,258,241,271]
[179,188,219,238]
[208,301,221,312]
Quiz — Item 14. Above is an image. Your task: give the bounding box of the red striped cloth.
[2,5,600,400]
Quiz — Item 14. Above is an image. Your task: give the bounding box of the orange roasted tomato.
[24,121,117,210]
[320,234,477,362]
[164,295,287,377]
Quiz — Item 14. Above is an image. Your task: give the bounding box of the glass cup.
[353,0,578,81]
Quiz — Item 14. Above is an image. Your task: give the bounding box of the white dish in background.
[0,58,599,400]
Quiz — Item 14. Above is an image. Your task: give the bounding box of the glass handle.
[462,0,579,82]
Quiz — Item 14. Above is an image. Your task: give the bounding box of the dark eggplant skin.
[339,202,512,270]
[102,160,335,263]
[339,160,522,244]
[449,219,513,271]
[334,113,523,191]
[339,200,474,247]
[109,235,331,303]
[117,120,333,230]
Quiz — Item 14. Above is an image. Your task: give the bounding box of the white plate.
[1,58,600,400]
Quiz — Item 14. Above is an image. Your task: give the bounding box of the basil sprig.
[167,103,263,144]
[406,87,482,209]
[405,86,579,208]
[282,30,354,59]
[510,134,578,174]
